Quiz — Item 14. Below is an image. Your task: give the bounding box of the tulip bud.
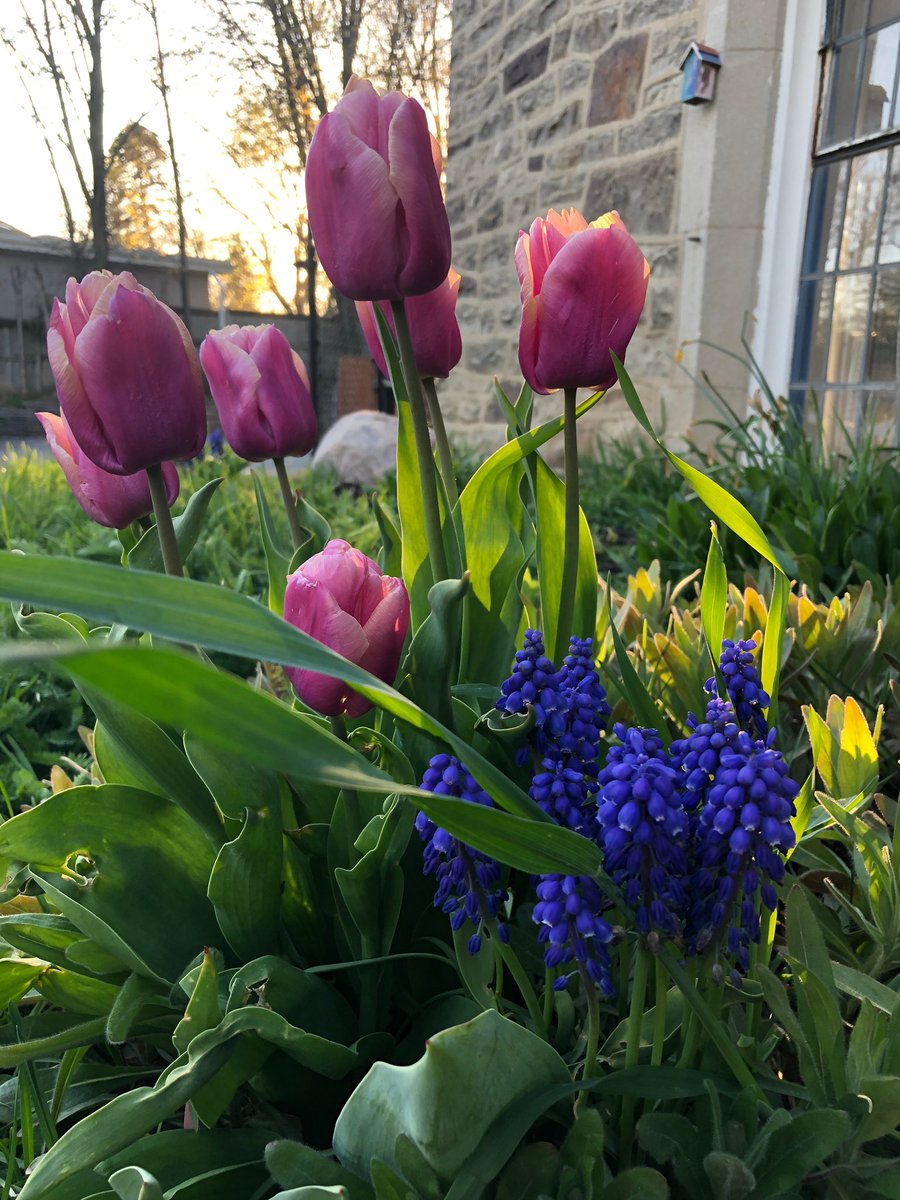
[356,269,462,381]
[306,76,452,301]
[36,410,179,529]
[516,209,649,395]
[283,539,410,717]
[47,271,207,475]
[199,325,317,462]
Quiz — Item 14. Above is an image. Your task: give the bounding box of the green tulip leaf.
[0,784,221,983]
[128,477,224,573]
[332,1009,569,1184]
[252,471,292,615]
[208,803,284,960]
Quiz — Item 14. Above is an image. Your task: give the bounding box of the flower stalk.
[273,456,304,553]
[147,463,183,577]
[556,386,580,664]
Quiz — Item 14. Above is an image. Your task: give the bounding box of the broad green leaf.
[703,1152,755,1199]
[599,1168,668,1199]
[172,950,221,1055]
[266,1140,374,1198]
[700,523,727,665]
[183,735,280,820]
[533,456,598,664]
[411,791,603,877]
[0,958,45,1007]
[108,1167,165,1200]
[404,575,468,724]
[332,1010,569,1184]
[760,567,789,715]
[252,471,291,616]
[295,493,332,557]
[832,962,900,1015]
[106,974,163,1045]
[128,478,224,573]
[613,355,786,573]
[0,1016,107,1070]
[91,692,222,844]
[0,554,542,824]
[208,804,284,960]
[34,967,120,1016]
[496,1144,561,1200]
[101,1128,276,1195]
[18,1006,359,1200]
[747,1109,850,1198]
[0,785,220,983]
[371,492,402,579]
[785,885,837,999]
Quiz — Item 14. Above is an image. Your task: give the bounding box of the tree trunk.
[306,229,320,418]
[150,0,192,326]
[89,0,107,268]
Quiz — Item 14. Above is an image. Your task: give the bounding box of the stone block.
[580,8,620,52]
[467,340,508,372]
[528,154,544,171]
[648,17,697,81]
[647,242,679,275]
[503,38,551,93]
[617,106,682,156]
[622,0,695,30]
[560,59,593,93]
[586,148,677,235]
[517,82,554,118]
[650,280,677,330]
[529,101,582,144]
[551,22,572,61]
[643,76,681,110]
[587,33,648,126]
[477,197,505,232]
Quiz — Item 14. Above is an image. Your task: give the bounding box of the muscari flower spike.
[532,873,615,994]
[669,696,743,814]
[415,753,508,954]
[596,724,689,935]
[687,728,798,984]
[709,638,770,740]
[495,629,567,758]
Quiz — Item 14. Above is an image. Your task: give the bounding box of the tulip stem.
[391,300,448,583]
[273,457,304,553]
[147,464,182,577]
[556,386,580,663]
[423,377,458,506]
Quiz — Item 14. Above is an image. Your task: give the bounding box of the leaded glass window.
[791,0,900,445]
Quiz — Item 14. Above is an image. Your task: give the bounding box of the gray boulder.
[311,410,400,486]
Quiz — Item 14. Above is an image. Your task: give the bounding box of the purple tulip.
[199,325,317,462]
[516,209,649,395]
[47,271,207,475]
[36,410,179,529]
[355,268,462,380]
[283,539,410,718]
[306,76,452,302]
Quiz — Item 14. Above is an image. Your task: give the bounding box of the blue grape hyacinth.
[670,696,743,813]
[710,638,770,740]
[495,629,566,755]
[416,754,508,954]
[532,873,615,993]
[687,729,798,982]
[597,724,689,935]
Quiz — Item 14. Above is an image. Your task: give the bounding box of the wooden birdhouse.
[680,42,722,105]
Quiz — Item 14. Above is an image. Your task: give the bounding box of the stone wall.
[443,0,794,457]
[443,0,702,453]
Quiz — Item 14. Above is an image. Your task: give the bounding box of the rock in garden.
[311,410,402,486]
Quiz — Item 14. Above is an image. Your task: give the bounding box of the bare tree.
[8,0,109,266]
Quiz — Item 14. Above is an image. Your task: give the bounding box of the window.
[791,0,900,446]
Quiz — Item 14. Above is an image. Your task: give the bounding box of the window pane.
[794,277,835,382]
[828,273,873,380]
[839,148,888,267]
[866,267,900,376]
[804,161,849,273]
[855,24,900,136]
[839,0,869,37]
[881,147,900,260]
[820,389,863,451]
[870,1,900,28]
[860,391,899,445]
[825,40,865,144]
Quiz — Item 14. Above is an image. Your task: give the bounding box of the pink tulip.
[306,76,452,302]
[283,540,410,718]
[47,271,207,475]
[199,325,317,462]
[36,410,179,529]
[355,269,462,380]
[516,209,649,395]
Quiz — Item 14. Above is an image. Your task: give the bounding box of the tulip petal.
[48,324,121,473]
[533,223,649,392]
[200,332,271,461]
[388,99,453,297]
[307,110,403,301]
[358,577,410,686]
[250,325,317,458]
[355,301,390,378]
[73,284,207,473]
